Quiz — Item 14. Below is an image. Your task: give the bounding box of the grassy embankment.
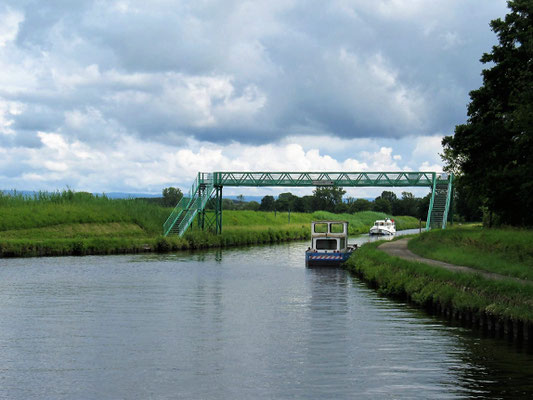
[0,191,419,257]
[408,226,533,281]
[345,226,533,339]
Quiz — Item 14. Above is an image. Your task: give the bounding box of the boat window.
[314,223,328,233]
[315,239,338,250]
[330,223,344,233]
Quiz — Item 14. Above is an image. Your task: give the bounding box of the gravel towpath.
[378,238,532,285]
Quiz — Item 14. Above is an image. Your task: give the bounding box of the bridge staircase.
[163,173,215,237]
[427,174,453,230]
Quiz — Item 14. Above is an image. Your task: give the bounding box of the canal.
[1,232,532,399]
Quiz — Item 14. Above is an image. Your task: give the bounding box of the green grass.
[408,226,533,281]
[345,241,533,323]
[219,210,419,235]
[0,190,170,234]
[0,190,420,257]
[0,222,147,239]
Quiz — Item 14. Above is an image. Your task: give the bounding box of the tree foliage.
[275,192,298,211]
[253,189,434,218]
[441,0,533,226]
[311,186,346,212]
[259,195,275,211]
[349,198,372,212]
[162,187,183,207]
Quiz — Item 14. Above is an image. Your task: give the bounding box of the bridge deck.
[208,171,447,187]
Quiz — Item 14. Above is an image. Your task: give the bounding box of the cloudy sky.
[0,0,508,197]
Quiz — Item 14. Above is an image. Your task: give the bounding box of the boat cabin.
[310,221,349,253]
[369,218,396,235]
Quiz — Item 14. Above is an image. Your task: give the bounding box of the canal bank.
[0,225,309,258]
[344,228,533,343]
[0,209,419,258]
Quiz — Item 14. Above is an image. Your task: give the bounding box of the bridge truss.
[163,171,453,237]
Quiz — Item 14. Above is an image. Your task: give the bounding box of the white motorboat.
[369,218,396,235]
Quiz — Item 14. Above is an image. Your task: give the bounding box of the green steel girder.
[426,172,438,231]
[197,185,223,235]
[210,171,447,187]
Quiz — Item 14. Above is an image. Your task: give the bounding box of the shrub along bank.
[345,238,533,341]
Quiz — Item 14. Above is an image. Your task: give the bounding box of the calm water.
[1,233,533,399]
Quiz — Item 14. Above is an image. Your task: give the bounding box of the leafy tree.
[243,201,260,211]
[162,187,183,207]
[376,191,397,204]
[334,201,349,214]
[417,193,431,221]
[311,186,346,212]
[396,192,418,217]
[453,184,483,222]
[348,198,372,213]
[374,191,398,214]
[222,198,237,210]
[441,0,533,226]
[294,195,313,213]
[275,192,298,211]
[373,198,391,214]
[260,195,275,211]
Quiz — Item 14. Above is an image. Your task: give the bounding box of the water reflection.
[303,268,352,397]
[445,327,533,398]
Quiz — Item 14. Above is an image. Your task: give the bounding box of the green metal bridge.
[163,171,454,237]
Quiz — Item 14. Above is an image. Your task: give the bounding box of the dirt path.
[379,238,532,285]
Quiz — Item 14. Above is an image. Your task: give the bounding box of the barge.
[305,221,357,267]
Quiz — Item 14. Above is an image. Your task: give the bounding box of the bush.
[155,237,171,252]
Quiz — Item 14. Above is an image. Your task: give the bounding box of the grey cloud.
[0,0,509,148]
[11,0,88,46]
[13,131,43,148]
[12,105,63,133]
[0,154,35,177]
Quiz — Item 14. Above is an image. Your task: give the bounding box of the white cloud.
[413,136,443,156]
[411,135,444,171]
[1,131,431,194]
[360,147,404,171]
[419,161,443,172]
[0,8,23,47]
[0,99,23,135]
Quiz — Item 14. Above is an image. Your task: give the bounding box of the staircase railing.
[163,195,189,236]
[163,173,215,237]
[441,173,454,229]
[175,180,215,236]
[425,173,454,231]
[425,173,437,231]
[163,174,202,236]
